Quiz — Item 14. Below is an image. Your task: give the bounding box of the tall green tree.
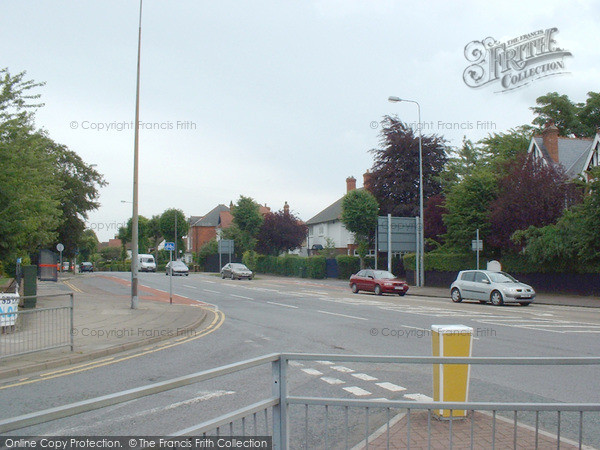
[118,216,151,254]
[341,189,379,267]
[256,209,307,256]
[369,116,447,217]
[531,91,600,137]
[78,229,99,261]
[159,209,188,256]
[223,196,264,257]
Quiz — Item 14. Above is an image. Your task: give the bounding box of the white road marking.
[267,301,298,309]
[183,285,197,289]
[343,386,371,396]
[376,382,406,392]
[404,393,433,402]
[203,289,220,294]
[331,366,354,373]
[316,360,335,365]
[288,361,304,367]
[231,294,254,300]
[320,377,345,385]
[301,368,323,376]
[317,310,367,321]
[352,373,378,381]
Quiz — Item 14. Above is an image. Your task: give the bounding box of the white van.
[138,254,156,272]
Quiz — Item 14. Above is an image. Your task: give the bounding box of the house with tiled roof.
[306,173,372,255]
[187,202,272,254]
[528,121,600,180]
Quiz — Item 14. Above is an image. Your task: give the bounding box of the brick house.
[528,121,600,180]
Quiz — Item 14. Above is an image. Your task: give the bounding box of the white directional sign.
[471,240,483,251]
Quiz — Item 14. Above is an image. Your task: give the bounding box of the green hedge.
[253,254,327,279]
[403,252,600,274]
[336,255,360,279]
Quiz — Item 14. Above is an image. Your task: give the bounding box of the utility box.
[431,324,473,419]
[22,265,37,308]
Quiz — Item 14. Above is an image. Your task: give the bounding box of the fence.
[0,293,74,358]
[0,353,599,449]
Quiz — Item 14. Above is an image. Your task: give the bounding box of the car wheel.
[221,273,225,279]
[519,302,531,306]
[374,285,382,296]
[398,292,406,297]
[491,290,504,306]
[249,276,253,280]
[231,273,235,280]
[351,283,359,294]
[451,288,462,303]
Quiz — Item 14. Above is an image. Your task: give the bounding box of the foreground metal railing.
[1,353,599,449]
[0,293,74,358]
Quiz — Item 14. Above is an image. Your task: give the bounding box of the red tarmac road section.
[99,275,207,306]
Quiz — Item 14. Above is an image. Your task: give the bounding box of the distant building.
[305,172,373,255]
[528,121,600,180]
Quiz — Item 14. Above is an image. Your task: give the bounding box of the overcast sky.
[2,0,598,242]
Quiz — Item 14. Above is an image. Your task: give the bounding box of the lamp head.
[388,96,402,103]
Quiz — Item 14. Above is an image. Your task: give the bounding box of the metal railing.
[1,353,599,449]
[0,293,74,358]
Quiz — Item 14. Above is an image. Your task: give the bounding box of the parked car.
[450,270,535,306]
[349,269,409,296]
[166,260,189,276]
[80,262,94,272]
[221,263,253,280]
[61,262,70,272]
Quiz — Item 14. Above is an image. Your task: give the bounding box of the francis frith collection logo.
[463,27,572,93]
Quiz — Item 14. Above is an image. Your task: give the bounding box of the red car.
[349,269,409,296]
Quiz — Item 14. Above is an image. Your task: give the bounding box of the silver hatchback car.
[450,270,535,306]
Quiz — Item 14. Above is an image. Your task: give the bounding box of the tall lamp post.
[388,96,425,287]
[131,0,143,309]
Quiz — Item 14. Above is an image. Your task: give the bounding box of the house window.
[318,225,324,236]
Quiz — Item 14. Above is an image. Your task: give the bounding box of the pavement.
[1,272,597,448]
[0,274,212,379]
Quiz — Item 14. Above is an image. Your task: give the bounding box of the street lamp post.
[131,0,143,309]
[388,96,425,287]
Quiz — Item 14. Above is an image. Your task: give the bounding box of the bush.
[242,250,259,272]
[253,254,327,279]
[403,252,485,272]
[336,255,360,279]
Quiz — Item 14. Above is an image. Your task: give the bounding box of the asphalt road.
[2,272,599,448]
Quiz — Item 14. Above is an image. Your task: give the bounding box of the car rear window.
[461,272,475,281]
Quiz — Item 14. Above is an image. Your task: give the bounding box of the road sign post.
[164,242,175,304]
[471,230,483,270]
[56,243,64,273]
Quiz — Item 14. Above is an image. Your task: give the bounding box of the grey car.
[166,260,189,276]
[450,270,535,306]
[221,263,253,280]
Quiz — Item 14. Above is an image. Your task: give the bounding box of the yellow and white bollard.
[431,324,473,419]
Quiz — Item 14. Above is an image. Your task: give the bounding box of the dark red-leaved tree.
[488,153,582,250]
[424,194,447,248]
[369,116,447,217]
[256,209,308,256]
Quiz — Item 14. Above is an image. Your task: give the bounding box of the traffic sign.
[56,243,64,252]
[471,239,483,251]
[164,242,175,251]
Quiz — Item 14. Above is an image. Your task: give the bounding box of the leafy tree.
[78,229,99,261]
[159,209,188,255]
[478,126,534,171]
[197,239,218,268]
[99,246,120,262]
[341,189,379,267]
[256,209,307,256]
[223,196,264,256]
[488,153,582,251]
[440,138,489,189]
[442,169,498,252]
[369,116,447,217]
[118,216,151,254]
[147,214,163,259]
[531,91,600,137]
[423,194,447,249]
[513,167,600,268]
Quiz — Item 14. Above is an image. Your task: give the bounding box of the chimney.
[363,170,373,192]
[346,176,356,193]
[542,120,560,164]
[283,201,289,215]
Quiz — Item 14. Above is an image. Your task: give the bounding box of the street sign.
[164,242,175,251]
[56,243,64,252]
[471,240,483,251]
[377,217,417,252]
[218,240,234,254]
